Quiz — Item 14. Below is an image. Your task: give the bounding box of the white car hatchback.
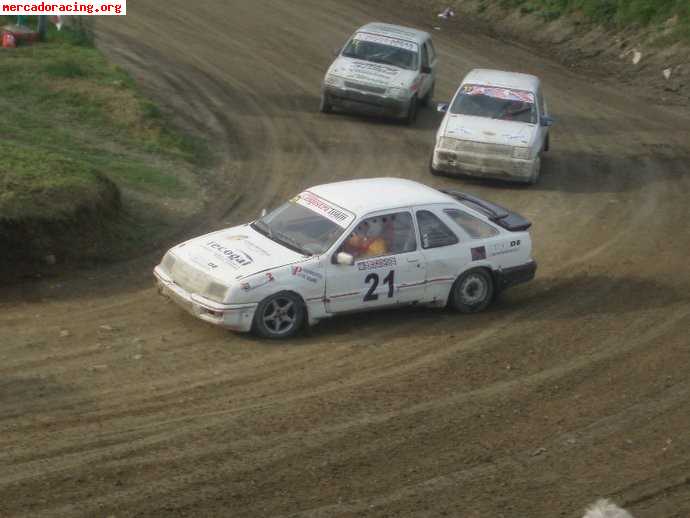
[320,22,438,124]
[154,178,537,339]
[431,68,553,184]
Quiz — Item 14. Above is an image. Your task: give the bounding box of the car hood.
[171,224,306,282]
[330,57,416,88]
[442,115,536,147]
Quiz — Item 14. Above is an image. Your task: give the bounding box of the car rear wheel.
[544,134,550,152]
[253,292,305,339]
[404,96,418,125]
[450,269,494,314]
[319,93,332,114]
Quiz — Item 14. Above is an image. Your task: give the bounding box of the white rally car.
[320,22,438,124]
[154,178,537,339]
[431,68,553,184]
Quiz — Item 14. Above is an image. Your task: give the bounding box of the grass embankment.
[492,0,690,41]
[0,17,209,270]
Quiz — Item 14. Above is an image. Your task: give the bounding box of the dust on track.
[1,1,689,517]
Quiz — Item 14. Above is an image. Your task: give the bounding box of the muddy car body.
[431,68,553,183]
[154,178,536,339]
[320,23,438,124]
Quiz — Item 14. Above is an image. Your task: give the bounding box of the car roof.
[308,178,453,217]
[462,68,540,92]
[356,22,430,46]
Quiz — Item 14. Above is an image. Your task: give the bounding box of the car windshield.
[251,194,353,256]
[342,33,418,70]
[450,84,537,124]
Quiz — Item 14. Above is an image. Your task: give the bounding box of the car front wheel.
[253,292,305,339]
[404,96,418,125]
[319,93,332,114]
[450,269,494,314]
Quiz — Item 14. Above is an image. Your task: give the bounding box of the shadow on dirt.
[432,151,685,194]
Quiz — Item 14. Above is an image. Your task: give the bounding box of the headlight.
[386,87,408,99]
[512,146,531,160]
[324,74,345,88]
[204,281,228,302]
[162,252,176,273]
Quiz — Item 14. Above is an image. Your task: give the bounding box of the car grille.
[440,137,513,158]
[344,81,387,95]
[169,261,209,297]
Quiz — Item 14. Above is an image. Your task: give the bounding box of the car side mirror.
[541,116,554,127]
[436,102,449,113]
[421,65,432,74]
[335,252,355,266]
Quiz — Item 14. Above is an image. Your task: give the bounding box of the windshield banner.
[462,84,534,103]
[294,192,355,228]
[354,32,418,52]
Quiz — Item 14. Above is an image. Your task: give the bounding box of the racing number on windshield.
[364,270,395,302]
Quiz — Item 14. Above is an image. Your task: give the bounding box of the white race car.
[320,22,438,124]
[431,68,553,184]
[154,178,537,339]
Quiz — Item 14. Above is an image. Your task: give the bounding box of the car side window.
[421,44,430,69]
[444,209,499,239]
[340,212,416,260]
[417,210,459,249]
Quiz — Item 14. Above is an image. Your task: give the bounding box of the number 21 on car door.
[325,211,426,313]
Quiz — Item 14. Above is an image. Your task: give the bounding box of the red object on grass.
[2,31,16,49]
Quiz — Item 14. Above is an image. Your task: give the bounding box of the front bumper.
[323,85,409,118]
[154,266,257,332]
[432,147,539,182]
[495,261,537,291]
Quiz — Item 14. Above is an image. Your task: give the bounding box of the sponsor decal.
[461,84,535,103]
[357,257,397,271]
[205,241,253,269]
[291,266,323,283]
[294,192,355,228]
[349,61,399,84]
[243,240,270,257]
[471,246,487,261]
[241,272,274,292]
[354,32,418,52]
[489,240,521,257]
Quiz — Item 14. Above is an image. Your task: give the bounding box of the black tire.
[253,291,305,339]
[544,134,550,153]
[404,96,418,125]
[422,81,435,107]
[429,155,441,176]
[319,93,332,114]
[526,156,541,185]
[449,269,494,314]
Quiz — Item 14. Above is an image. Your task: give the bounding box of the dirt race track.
[2,1,690,517]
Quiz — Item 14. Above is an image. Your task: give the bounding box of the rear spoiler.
[440,190,532,232]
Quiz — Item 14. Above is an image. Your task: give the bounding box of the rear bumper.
[324,85,409,118]
[432,147,538,182]
[154,266,256,332]
[495,261,537,291]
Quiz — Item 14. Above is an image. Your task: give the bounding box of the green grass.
[493,0,690,40]
[0,17,207,219]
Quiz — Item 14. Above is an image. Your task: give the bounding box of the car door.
[325,210,426,313]
[414,207,466,302]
